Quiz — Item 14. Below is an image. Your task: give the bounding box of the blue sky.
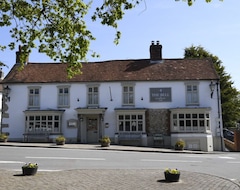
[1,0,240,90]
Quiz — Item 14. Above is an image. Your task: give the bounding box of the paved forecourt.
[0,169,240,190]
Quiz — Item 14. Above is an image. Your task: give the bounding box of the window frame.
[185,82,199,106]
[24,110,64,134]
[170,108,211,133]
[28,86,41,109]
[116,109,146,133]
[87,84,99,107]
[122,83,135,106]
[57,85,70,108]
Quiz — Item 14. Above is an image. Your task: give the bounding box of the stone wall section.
[146,109,170,136]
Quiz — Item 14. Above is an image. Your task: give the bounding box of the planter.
[56,141,65,145]
[164,172,180,182]
[22,167,38,176]
[0,139,7,142]
[101,142,110,147]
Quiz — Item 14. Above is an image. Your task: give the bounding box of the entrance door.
[87,117,98,143]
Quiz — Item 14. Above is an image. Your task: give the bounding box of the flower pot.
[56,141,65,145]
[22,167,38,176]
[164,172,180,182]
[101,142,110,147]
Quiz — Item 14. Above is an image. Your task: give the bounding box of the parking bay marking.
[26,156,106,161]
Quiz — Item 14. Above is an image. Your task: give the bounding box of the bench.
[23,133,50,142]
[153,134,164,147]
[118,132,142,141]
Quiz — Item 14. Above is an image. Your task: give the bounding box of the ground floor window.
[115,109,146,132]
[24,110,64,133]
[170,108,211,133]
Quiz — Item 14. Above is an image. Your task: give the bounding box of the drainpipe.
[216,81,224,151]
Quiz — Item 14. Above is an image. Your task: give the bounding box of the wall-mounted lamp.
[141,97,143,101]
[4,85,11,101]
[209,81,216,98]
[105,123,109,128]
[80,117,83,122]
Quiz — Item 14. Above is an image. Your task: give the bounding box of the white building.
[1,41,223,151]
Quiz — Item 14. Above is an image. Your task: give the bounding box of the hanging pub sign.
[150,88,172,102]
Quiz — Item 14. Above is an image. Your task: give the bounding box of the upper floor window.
[122,83,135,105]
[58,86,70,107]
[28,87,40,108]
[88,85,99,106]
[186,83,199,105]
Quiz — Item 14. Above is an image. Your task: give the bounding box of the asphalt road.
[0,146,240,183]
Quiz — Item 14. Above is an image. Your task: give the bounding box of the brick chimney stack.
[16,45,29,65]
[150,41,162,62]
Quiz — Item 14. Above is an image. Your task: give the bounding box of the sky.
[0,0,240,90]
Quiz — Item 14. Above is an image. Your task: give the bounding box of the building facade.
[1,41,223,151]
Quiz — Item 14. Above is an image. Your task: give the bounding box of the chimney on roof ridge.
[16,45,29,65]
[150,40,162,63]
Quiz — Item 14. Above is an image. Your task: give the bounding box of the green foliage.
[55,135,66,143]
[22,163,38,168]
[0,0,223,77]
[100,136,111,144]
[184,45,240,128]
[175,139,185,150]
[165,168,180,174]
[0,133,8,140]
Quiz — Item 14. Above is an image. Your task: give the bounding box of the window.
[186,83,199,105]
[122,83,135,105]
[116,110,146,132]
[28,87,40,108]
[88,86,99,106]
[24,111,64,133]
[58,86,70,107]
[171,109,211,133]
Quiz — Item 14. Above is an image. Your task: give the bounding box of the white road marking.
[141,159,202,163]
[227,161,240,164]
[0,161,25,164]
[218,156,235,159]
[26,156,105,161]
[182,155,236,160]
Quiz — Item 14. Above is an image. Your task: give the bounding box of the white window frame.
[58,85,70,108]
[170,108,211,133]
[122,83,135,106]
[28,86,41,109]
[185,82,199,106]
[24,110,64,134]
[116,109,146,133]
[87,84,99,107]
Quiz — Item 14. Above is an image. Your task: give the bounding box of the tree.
[184,45,240,129]
[0,0,223,77]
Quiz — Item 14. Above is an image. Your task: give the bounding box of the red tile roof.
[2,58,219,83]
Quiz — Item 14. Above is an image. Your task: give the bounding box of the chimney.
[150,40,162,62]
[16,45,29,65]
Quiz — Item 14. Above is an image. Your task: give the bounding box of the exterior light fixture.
[4,85,11,101]
[209,81,215,98]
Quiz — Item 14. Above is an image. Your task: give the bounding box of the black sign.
[150,88,172,102]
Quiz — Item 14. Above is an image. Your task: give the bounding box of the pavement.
[0,142,240,190]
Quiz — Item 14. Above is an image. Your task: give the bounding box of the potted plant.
[0,133,8,142]
[55,135,66,145]
[175,139,185,150]
[164,168,180,182]
[22,163,38,176]
[100,136,111,147]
